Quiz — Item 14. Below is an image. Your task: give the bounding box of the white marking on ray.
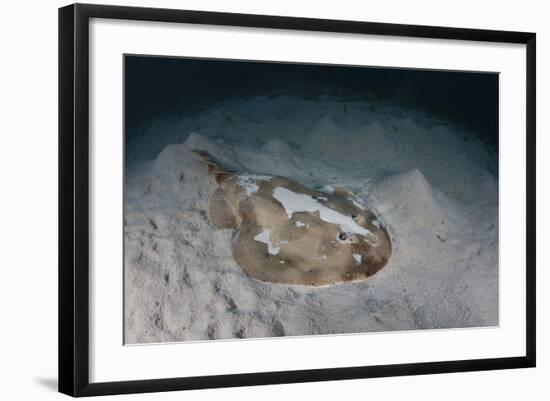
[353,253,362,263]
[295,221,306,227]
[272,187,373,238]
[372,219,381,228]
[254,228,280,255]
[348,194,366,210]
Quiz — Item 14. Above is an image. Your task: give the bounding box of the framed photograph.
[58,3,536,397]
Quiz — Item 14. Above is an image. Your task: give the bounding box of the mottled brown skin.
[194,150,392,286]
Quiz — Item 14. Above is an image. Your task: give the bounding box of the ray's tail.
[192,149,235,183]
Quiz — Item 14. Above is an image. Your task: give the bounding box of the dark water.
[125,55,498,149]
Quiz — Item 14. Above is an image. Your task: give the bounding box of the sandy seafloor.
[124,95,499,344]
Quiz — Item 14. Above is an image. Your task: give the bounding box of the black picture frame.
[59,3,536,397]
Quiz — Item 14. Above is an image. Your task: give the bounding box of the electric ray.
[193,149,392,286]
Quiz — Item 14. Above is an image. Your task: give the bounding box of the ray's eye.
[351,214,357,220]
[338,232,348,241]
